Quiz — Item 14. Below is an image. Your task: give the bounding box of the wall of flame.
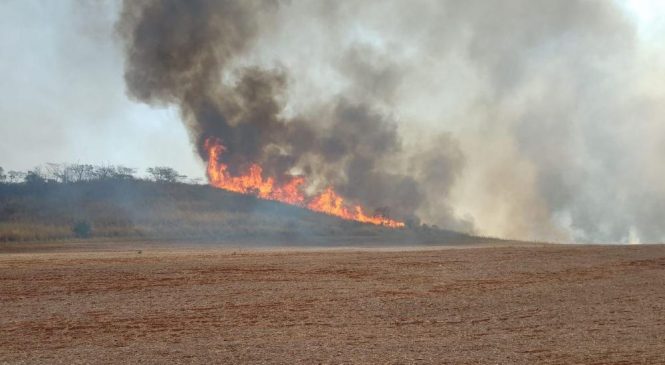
[205,138,404,228]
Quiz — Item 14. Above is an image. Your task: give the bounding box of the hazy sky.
[1,0,664,242]
[0,1,204,178]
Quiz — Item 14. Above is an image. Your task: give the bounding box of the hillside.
[0,180,486,245]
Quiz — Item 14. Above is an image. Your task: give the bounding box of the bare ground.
[1,243,664,364]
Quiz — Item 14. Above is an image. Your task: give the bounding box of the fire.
[205,138,404,228]
[306,188,405,228]
[205,139,306,205]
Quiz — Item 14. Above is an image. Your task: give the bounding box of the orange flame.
[205,138,404,228]
[306,187,405,228]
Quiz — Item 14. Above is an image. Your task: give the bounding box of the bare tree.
[115,166,137,180]
[69,163,95,182]
[24,169,46,185]
[45,163,70,183]
[2,164,139,184]
[7,171,26,183]
[146,167,186,183]
[93,165,117,181]
[0,167,5,183]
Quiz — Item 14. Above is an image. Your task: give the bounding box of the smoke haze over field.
[2,0,665,243]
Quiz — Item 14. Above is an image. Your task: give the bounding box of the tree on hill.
[68,164,95,182]
[43,163,138,183]
[24,170,46,185]
[2,164,190,185]
[45,163,72,183]
[114,166,137,180]
[93,165,118,181]
[146,167,186,183]
[7,171,26,183]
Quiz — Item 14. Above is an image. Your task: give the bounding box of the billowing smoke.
[117,0,458,226]
[118,0,665,243]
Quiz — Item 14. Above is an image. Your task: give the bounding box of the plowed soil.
[1,244,665,364]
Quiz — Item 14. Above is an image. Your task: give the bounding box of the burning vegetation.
[205,138,404,227]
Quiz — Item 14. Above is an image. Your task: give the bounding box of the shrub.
[72,220,92,238]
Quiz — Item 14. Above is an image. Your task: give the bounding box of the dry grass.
[1,243,664,364]
[0,181,337,241]
[0,181,478,245]
[0,222,72,242]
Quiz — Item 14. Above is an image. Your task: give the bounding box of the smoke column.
[119,0,665,243]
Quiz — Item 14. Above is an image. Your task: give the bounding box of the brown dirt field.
[1,244,665,364]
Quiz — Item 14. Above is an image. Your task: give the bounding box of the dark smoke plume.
[118,0,466,225]
[119,0,663,243]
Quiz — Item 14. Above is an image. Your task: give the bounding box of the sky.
[1,0,664,243]
[0,1,204,179]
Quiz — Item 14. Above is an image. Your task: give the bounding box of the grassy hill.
[0,180,489,245]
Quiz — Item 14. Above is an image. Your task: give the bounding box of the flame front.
[306,188,404,228]
[205,138,404,228]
